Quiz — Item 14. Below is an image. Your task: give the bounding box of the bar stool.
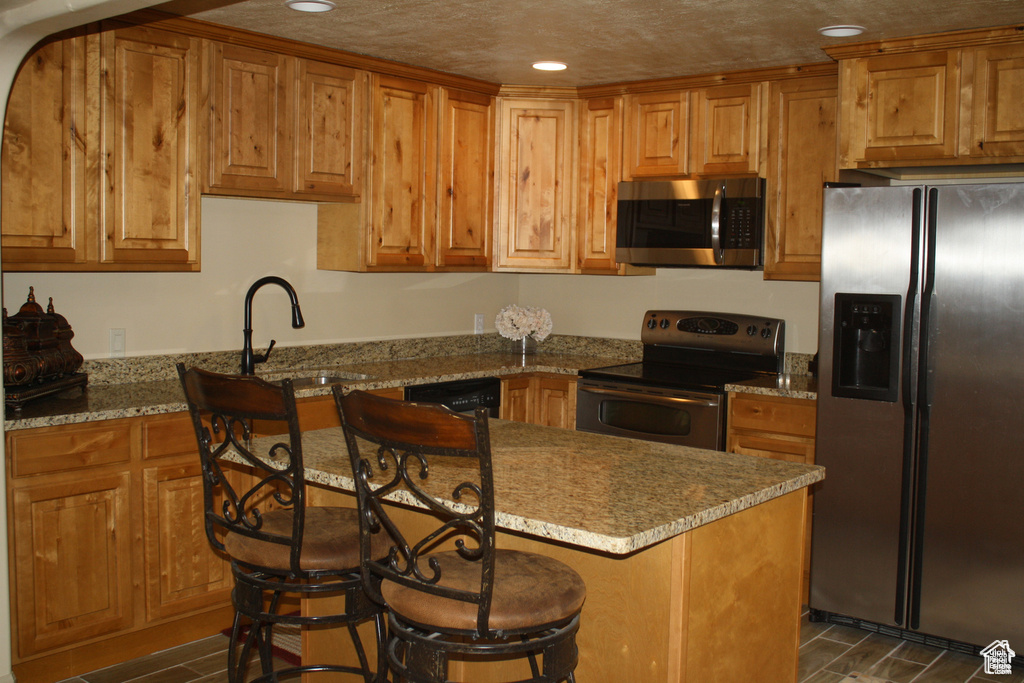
[334,388,587,683]
[177,364,387,683]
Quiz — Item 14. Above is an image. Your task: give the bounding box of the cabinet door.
[12,471,134,657]
[578,96,623,273]
[368,75,437,269]
[295,59,365,196]
[500,375,533,422]
[535,375,577,429]
[839,50,960,166]
[437,88,493,268]
[962,43,1024,160]
[765,76,838,282]
[691,83,763,175]
[100,24,199,269]
[495,98,576,271]
[2,35,91,269]
[206,42,292,195]
[624,90,689,177]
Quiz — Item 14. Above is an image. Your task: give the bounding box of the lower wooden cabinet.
[500,373,577,429]
[726,392,817,602]
[5,414,234,682]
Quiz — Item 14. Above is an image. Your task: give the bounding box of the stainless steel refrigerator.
[811,182,1024,653]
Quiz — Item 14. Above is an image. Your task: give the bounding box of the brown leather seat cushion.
[381,549,586,632]
[224,506,386,572]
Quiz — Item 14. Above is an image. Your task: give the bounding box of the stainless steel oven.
[576,379,724,450]
[576,310,785,451]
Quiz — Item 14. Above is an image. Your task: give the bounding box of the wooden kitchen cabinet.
[2,23,201,272]
[5,415,234,682]
[690,82,765,176]
[764,75,838,281]
[204,41,366,199]
[577,96,651,276]
[1,33,90,269]
[99,23,200,270]
[494,97,577,271]
[726,392,816,601]
[500,373,577,429]
[623,90,689,178]
[961,42,1024,160]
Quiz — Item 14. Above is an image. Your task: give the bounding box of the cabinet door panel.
[495,99,575,271]
[2,36,90,267]
[143,462,231,621]
[296,60,364,196]
[207,42,292,193]
[369,75,436,268]
[765,76,837,281]
[840,50,959,165]
[963,43,1024,159]
[100,25,198,267]
[624,91,689,177]
[437,89,493,268]
[535,376,577,429]
[578,97,622,273]
[691,83,762,175]
[13,472,133,656]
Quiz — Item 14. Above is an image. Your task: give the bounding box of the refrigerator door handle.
[894,187,924,626]
[908,187,940,631]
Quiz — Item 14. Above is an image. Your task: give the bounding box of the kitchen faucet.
[241,276,305,375]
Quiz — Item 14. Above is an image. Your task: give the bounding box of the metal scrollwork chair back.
[177,364,386,683]
[335,388,587,683]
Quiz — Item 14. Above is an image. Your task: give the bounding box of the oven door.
[575,379,724,450]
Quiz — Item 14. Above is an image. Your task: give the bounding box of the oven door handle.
[579,385,719,408]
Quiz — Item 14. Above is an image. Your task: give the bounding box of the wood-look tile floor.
[54,620,1021,683]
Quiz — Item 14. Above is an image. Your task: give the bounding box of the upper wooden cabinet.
[2,24,201,272]
[494,96,577,271]
[691,82,765,176]
[204,42,366,200]
[828,28,1024,168]
[318,78,493,271]
[623,90,689,178]
[764,75,838,281]
[961,42,1024,159]
[1,35,89,268]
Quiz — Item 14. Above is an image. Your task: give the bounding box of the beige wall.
[3,197,821,359]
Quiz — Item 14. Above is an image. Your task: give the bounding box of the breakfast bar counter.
[282,419,824,682]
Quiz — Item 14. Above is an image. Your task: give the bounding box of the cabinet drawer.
[726,433,815,464]
[7,420,133,477]
[728,393,816,438]
[141,412,197,460]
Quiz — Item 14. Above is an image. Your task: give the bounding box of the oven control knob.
[747,324,757,336]
[647,318,658,329]
[660,318,670,329]
[761,326,772,339]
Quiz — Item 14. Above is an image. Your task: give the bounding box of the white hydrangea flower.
[495,305,553,342]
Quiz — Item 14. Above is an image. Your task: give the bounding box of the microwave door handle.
[710,182,725,265]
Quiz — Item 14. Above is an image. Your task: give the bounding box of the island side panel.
[682,489,806,683]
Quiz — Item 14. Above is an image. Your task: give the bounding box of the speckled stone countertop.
[270,419,824,555]
[725,373,818,400]
[3,351,631,431]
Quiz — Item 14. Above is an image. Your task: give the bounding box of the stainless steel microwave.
[615,178,765,268]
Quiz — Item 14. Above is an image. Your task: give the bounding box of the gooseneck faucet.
[241,276,305,375]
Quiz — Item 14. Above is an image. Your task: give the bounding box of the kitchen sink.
[270,372,372,388]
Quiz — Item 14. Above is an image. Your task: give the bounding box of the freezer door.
[811,186,922,627]
[912,184,1024,647]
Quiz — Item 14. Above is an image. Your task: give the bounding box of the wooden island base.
[304,486,808,683]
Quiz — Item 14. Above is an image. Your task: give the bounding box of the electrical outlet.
[474,313,485,334]
[109,328,126,358]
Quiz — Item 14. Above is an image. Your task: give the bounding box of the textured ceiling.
[154,0,1024,86]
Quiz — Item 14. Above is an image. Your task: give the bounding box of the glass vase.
[512,336,538,356]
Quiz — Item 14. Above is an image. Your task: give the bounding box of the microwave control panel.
[724,199,761,249]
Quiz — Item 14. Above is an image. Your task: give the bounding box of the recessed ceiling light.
[285,0,336,12]
[532,61,568,72]
[818,25,865,38]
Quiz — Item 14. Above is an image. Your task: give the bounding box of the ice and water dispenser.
[832,293,901,402]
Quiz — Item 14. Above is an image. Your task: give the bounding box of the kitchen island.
[272,418,824,682]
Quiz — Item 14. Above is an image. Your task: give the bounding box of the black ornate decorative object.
[3,287,87,411]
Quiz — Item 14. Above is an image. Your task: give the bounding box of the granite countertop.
[3,352,631,431]
[726,373,818,400]
[268,419,824,555]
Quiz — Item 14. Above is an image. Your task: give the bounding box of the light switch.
[109,328,126,358]
[474,313,485,334]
